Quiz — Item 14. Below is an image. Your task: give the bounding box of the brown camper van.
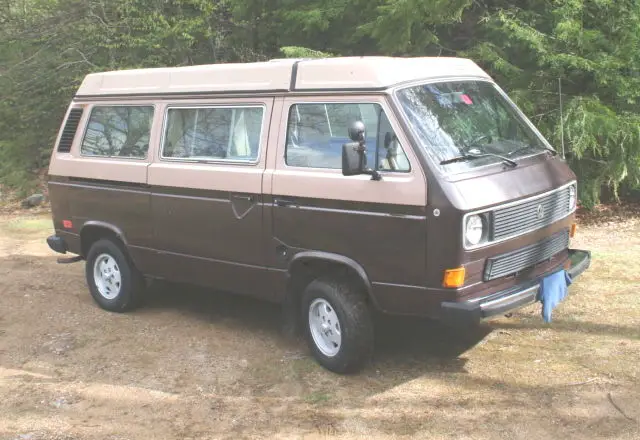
[45,56,591,373]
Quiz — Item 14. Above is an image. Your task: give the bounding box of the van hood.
[441,154,576,212]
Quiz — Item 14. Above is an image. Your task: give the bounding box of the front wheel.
[301,276,374,374]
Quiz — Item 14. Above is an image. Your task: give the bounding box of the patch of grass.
[291,357,318,376]
[0,208,638,438]
[4,216,52,233]
[474,218,640,392]
[304,391,332,404]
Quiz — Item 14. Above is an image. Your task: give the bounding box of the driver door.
[268,95,428,289]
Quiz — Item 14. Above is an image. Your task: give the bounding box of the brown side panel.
[149,187,262,264]
[47,176,82,256]
[371,283,449,318]
[270,197,427,287]
[48,178,73,234]
[144,185,273,300]
[48,176,152,257]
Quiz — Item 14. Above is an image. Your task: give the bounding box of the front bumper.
[440,249,591,327]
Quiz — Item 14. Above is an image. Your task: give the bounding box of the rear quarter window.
[80,105,154,159]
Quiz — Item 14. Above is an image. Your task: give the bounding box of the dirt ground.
[0,211,639,440]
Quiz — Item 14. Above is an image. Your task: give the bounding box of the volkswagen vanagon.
[45,56,591,373]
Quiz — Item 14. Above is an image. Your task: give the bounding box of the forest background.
[1,0,638,207]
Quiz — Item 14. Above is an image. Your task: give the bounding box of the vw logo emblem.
[536,204,545,220]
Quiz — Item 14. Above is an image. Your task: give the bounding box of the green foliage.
[467,0,640,206]
[562,97,640,206]
[0,0,248,195]
[0,0,638,206]
[360,0,472,54]
[279,46,333,58]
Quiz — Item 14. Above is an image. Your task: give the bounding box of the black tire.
[301,276,374,374]
[85,238,144,312]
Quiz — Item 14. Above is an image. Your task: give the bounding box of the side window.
[162,106,264,162]
[285,102,410,172]
[81,106,154,158]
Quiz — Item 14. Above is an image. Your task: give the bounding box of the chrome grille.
[484,229,569,281]
[492,186,572,241]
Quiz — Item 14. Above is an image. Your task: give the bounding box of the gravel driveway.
[1,212,639,440]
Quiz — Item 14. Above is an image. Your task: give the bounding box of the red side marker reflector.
[62,220,73,229]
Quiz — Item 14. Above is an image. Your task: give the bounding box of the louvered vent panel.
[56,108,84,153]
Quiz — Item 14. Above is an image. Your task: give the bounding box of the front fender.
[288,250,373,296]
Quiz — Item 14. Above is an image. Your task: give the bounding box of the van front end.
[437,179,592,327]
[388,77,592,326]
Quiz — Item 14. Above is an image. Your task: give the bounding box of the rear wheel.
[301,276,374,373]
[85,238,144,312]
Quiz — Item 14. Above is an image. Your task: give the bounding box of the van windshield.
[395,80,551,173]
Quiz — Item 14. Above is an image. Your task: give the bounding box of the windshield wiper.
[440,152,517,167]
[506,144,557,158]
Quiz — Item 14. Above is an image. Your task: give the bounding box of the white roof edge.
[75,56,493,97]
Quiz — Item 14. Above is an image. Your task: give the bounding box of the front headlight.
[465,214,485,246]
[568,185,577,210]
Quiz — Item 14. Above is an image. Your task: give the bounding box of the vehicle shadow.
[141,279,286,337]
[370,313,491,372]
[141,279,490,375]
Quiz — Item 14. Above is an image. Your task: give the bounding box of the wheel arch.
[281,251,379,336]
[80,221,128,258]
[288,251,373,295]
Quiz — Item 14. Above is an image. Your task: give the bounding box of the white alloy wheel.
[93,253,122,300]
[308,298,342,357]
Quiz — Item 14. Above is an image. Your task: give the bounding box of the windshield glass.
[395,80,550,173]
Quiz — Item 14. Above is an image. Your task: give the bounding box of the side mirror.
[342,141,366,176]
[341,120,381,180]
[348,120,366,142]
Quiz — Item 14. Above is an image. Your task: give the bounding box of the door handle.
[232,194,254,202]
[275,198,297,208]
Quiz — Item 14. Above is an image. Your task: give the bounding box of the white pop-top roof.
[75,56,492,97]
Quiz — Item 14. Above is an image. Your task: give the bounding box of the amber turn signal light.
[443,267,466,288]
[570,223,577,238]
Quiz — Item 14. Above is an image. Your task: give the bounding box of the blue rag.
[538,269,572,323]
